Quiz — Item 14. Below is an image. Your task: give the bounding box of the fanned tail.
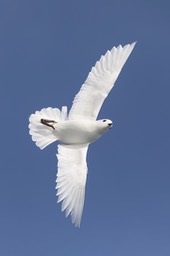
[29,106,67,149]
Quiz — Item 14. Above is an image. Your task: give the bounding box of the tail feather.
[29,106,67,149]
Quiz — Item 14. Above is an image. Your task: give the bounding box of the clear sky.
[0,0,170,255]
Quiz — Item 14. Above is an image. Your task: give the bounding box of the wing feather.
[56,144,88,227]
[69,42,136,120]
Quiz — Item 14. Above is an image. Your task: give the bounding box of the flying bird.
[29,42,136,227]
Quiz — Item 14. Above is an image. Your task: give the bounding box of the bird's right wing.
[56,144,89,227]
[69,42,136,120]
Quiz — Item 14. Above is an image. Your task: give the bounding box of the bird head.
[97,119,113,131]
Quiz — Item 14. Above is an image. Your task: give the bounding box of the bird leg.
[40,119,57,130]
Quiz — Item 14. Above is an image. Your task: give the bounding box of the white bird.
[29,42,136,227]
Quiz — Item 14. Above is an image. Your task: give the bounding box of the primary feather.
[69,42,136,120]
[56,145,88,227]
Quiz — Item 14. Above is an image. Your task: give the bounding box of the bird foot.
[40,119,57,130]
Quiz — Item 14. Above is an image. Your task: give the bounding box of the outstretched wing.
[69,42,136,120]
[56,144,88,227]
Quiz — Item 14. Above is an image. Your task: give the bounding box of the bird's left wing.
[69,42,136,120]
[56,144,89,227]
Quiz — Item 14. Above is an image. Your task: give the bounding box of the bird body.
[52,119,113,145]
[29,42,136,227]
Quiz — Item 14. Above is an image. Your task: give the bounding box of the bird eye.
[103,119,107,122]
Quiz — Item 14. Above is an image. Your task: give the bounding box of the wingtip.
[121,41,137,48]
[131,41,137,47]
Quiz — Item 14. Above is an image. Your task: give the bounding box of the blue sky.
[0,0,170,255]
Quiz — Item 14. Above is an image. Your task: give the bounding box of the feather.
[56,144,88,227]
[69,42,136,120]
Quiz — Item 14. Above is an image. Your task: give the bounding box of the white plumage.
[57,145,88,227]
[29,42,136,227]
